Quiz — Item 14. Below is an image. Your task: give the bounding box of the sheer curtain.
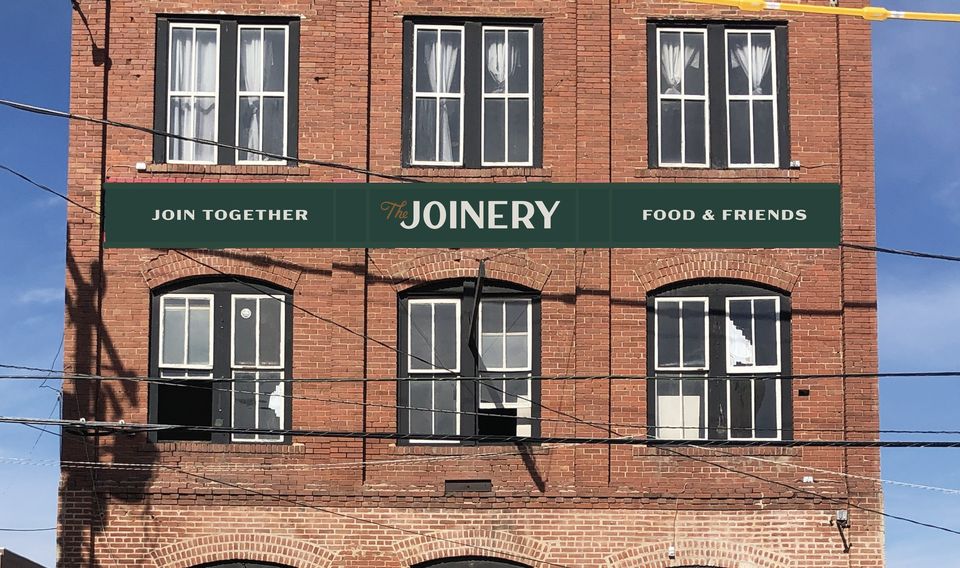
[437,36,459,161]
[485,36,521,92]
[660,40,700,95]
[730,42,771,95]
[240,31,263,160]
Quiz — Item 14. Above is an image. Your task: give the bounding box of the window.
[398,280,541,442]
[403,19,543,168]
[647,23,788,169]
[154,17,300,165]
[150,280,293,443]
[646,282,791,441]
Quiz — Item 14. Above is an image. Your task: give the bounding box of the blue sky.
[1,1,959,566]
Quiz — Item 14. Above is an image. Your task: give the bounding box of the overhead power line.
[685,0,960,23]
[842,242,960,263]
[0,527,56,532]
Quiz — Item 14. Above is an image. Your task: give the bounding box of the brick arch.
[394,529,551,568]
[606,539,792,568]
[633,252,800,296]
[391,250,552,292]
[149,534,336,568]
[141,250,301,291]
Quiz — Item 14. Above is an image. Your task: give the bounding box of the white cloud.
[16,287,62,305]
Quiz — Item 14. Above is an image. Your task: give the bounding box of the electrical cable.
[684,0,960,23]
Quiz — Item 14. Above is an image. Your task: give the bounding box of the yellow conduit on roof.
[685,0,960,22]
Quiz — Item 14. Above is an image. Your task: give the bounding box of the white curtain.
[730,42,771,95]
[485,36,521,93]
[660,40,700,95]
[240,32,262,159]
[727,319,755,367]
[438,37,460,161]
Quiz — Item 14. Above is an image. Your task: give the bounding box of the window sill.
[144,163,312,176]
[633,445,802,457]
[151,441,306,454]
[634,167,801,181]
[400,166,553,180]
[392,443,551,456]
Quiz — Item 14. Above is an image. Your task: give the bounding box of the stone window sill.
[400,166,553,179]
[634,167,802,181]
[634,445,802,457]
[144,163,311,176]
[151,441,307,454]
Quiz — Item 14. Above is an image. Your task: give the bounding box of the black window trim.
[646,20,790,170]
[644,280,793,442]
[401,17,544,169]
[397,278,542,444]
[148,278,295,444]
[153,15,300,166]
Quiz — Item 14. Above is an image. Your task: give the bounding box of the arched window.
[415,557,530,568]
[197,563,292,568]
[646,281,792,441]
[398,279,541,442]
[149,278,293,443]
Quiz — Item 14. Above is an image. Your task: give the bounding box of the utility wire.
[842,242,960,263]
[0,527,56,532]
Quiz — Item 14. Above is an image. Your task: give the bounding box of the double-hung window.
[398,280,540,443]
[648,23,788,169]
[403,19,543,168]
[647,282,791,441]
[154,17,300,165]
[150,280,292,443]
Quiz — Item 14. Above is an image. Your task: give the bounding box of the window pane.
[507,29,530,94]
[505,335,528,369]
[194,96,217,162]
[754,299,779,367]
[753,100,775,165]
[483,99,505,162]
[658,378,705,440]
[683,100,706,165]
[434,302,458,370]
[681,300,705,368]
[727,33,749,95]
[195,29,218,92]
[186,301,211,365]
[657,301,680,367]
[728,299,754,368]
[755,378,778,438]
[683,32,705,96]
[507,98,530,163]
[683,378,706,439]
[170,28,193,92]
[482,301,504,333]
[162,302,186,365]
[481,334,504,370]
[659,100,681,164]
[484,30,506,93]
[434,379,458,434]
[414,97,437,162]
[238,96,261,161]
[506,378,528,403]
[505,302,527,333]
[263,29,286,92]
[730,379,753,437]
[234,298,258,366]
[439,30,461,93]
[258,374,283,431]
[438,98,460,163]
[234,373,257,432]
[239,28,262,92]
[409,303,433,370]
[659,31,682,95]
[480,378,501,404]
[409,380,432,434]
[258,297,282,366]
[416,29,438,93]
[728,100,751,164]
[168,97,191,160]
[752,33,773,95]
[262,96,285,156]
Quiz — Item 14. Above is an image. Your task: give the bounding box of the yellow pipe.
[685,0,960,23]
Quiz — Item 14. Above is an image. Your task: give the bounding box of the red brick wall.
[61,0,879,566]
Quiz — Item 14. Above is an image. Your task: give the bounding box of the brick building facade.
[60,0,880,566]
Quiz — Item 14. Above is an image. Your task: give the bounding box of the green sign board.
[102,182,840,248]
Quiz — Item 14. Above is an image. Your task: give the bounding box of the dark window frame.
[401,17,544,168]
[153,15,301,165]
[397,279,542,444]
[147,278,294,444]
[645,280,793,441]
[646,20,790,169]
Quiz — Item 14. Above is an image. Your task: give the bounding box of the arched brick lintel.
[394,529,551,568]
[606,539,792,568]
[634,252,801,296]
[141,250,302,291]
[149,533,336,568]
[391,251,552,292]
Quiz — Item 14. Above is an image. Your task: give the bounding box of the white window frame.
[477,299,533,432]
[725,377,782,441]
[231,370,285,443]
[410,24,466,166]
[235,24,290,165]
[724,29,779,168]
[481,26,534,167]
[158,293,215,369]
[724,296,782,374]
[654,376,707,441]
[166,23,221,165]
[230,294,287,370]
[406,298,462,373]
[656,27,709,168]
[653,297,710,372]
[406,378,462,443]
